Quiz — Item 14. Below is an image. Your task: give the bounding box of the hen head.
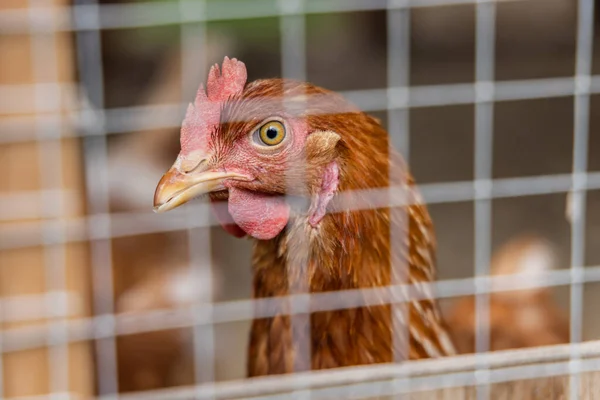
[154,57,360,240]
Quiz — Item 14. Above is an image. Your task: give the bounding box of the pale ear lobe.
[307,161,339,227]
[304,130,341,163]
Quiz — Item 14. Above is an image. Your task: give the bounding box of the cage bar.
[569,0,595,398]
[0,266,597,355]
[279,1,313,397]
[4,172,600,252]
[386,2,412,392]
[5,76,600,143]
[0,0,526,35]
[73,0,120,396]
[177,0,219,390]
[472,0,496,399]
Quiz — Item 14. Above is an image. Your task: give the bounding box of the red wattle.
[210,199,247,238]
[228,188,290,240]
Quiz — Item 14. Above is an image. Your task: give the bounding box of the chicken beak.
[153,166,248,213]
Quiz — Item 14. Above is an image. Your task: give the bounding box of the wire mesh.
[0,0,598,398]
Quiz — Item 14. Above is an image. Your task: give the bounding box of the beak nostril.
[183,158,208,174]
[154,168,250,213]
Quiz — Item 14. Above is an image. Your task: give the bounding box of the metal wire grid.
[0,0,597,398]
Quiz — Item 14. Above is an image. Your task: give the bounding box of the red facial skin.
[207,117,338,240]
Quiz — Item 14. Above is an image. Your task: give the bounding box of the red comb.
[180,57,247,156]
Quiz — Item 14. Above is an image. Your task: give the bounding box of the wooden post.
[0,0,94,397]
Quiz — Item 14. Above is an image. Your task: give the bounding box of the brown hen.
[153,57,456,376]
[444,234,569,354]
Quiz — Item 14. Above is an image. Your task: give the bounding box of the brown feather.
[218,79,456,376]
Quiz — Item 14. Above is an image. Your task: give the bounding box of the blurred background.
[1,0,600,397]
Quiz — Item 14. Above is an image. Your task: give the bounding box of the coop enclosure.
[1,0,600,398]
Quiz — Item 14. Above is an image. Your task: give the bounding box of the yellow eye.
[258,121,286,146]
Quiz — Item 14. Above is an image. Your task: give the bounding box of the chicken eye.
[257,121,286,146]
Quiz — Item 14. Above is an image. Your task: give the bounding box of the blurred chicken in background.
[115,264,221,391]
[444,235,570,354]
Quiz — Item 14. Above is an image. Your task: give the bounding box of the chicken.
[153,57,456,375]
[444,234,569,354]
[115,264,220,391]
[117,264,219,312]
